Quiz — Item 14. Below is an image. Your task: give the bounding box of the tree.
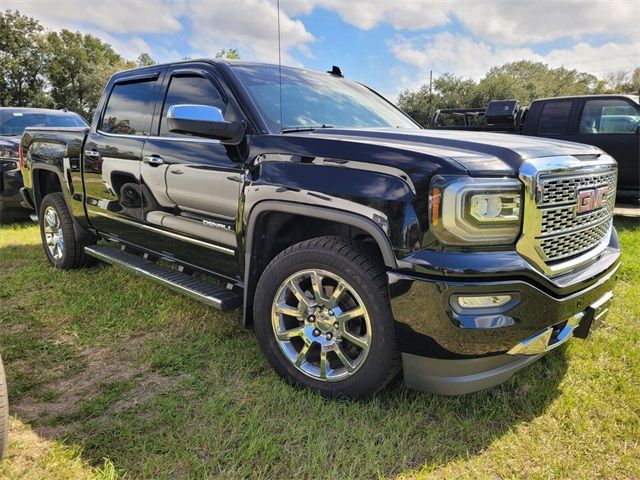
[0,10,50,107]
[44,30,134,119]
[215,48,240,60]
[136,53,156,67]
[398,60,611,126]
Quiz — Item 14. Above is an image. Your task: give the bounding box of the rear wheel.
[39,192,93,269]
[254,237,400,399]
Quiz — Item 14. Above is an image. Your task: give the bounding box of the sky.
[5,0,640,100]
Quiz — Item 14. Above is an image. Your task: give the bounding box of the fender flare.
[242,200,398,326]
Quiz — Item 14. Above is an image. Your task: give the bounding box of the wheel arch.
[242,201,398,327]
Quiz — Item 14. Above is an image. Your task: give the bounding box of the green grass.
[0,219,638,479]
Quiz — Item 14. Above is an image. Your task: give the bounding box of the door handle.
[84,149,101,159]
[171,169,184,175]
[143,155,164,166]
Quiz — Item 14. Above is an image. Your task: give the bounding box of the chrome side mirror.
[167,104,245,144]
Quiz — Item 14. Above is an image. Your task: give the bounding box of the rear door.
[138,65,246,278]
[84,70,164,241]
[531,99,578,139]
[570,97,640,196]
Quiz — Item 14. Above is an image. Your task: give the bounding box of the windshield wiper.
[281,124,334,133]
[0,134,19,137]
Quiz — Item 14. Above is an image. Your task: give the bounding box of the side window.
[537,101,573,135]
[159,75,226,136]
[580,99,640,134]
[101,79,157,135]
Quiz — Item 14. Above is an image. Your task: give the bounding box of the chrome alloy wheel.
[271,269,372,382]
[43,206,64,261]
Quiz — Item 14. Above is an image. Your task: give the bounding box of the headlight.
[430,176,522,245]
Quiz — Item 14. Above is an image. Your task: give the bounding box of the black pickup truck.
[431,95,640,201]
[19,60,620,398]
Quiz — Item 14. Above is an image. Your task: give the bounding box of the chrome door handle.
[84,149,101,159]
[143,155,164,166]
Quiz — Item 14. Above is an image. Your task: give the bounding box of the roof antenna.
[277,0,283,132]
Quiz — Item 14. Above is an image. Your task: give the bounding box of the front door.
[139,67,245,278]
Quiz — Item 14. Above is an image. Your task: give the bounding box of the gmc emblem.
[577,186,608,214]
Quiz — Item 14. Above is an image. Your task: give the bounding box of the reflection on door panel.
[139,153,242,248]
[166,164,240,220]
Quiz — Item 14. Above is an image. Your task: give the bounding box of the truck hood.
[298,128,603,175]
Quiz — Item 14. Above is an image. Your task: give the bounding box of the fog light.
[457,295,512,309]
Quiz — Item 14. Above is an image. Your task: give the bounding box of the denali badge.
[576,186,608,214]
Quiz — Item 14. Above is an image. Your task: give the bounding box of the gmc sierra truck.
[19,60,620,398]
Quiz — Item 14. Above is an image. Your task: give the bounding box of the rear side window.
[159,75,226,136]
[537,101,573,135]
[101,79,157,136]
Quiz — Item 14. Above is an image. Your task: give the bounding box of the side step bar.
[85,245,242,311]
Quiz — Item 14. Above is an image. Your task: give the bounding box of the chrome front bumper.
[507,290,613,356]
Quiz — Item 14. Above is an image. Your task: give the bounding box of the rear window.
[537,101,573,135]
[101,79,157,136]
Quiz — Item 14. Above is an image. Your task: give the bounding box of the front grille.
[539,170,618,206]
[536,168,616,264]
[517,156,618,275]
[539,220,611,263]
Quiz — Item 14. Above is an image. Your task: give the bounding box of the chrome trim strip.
[91,211,236,255]
[507,311,584,355]
[96,130,222,144]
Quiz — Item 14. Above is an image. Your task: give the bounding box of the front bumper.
[389,234,620,395]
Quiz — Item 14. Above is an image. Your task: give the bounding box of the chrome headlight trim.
[430,176,523,245]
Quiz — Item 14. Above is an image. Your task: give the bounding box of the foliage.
[44,30,135,120]
[135,53,156,67]
[397,61,638,127]
[0,10,50,108]
[215,48,241,60]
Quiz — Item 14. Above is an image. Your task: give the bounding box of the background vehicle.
[430,95,640,202]
[0,108,87,223]
[19,60,619,398]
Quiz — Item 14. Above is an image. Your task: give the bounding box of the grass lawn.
[0,219,638,479]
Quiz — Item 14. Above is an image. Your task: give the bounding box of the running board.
[84,245,242,311]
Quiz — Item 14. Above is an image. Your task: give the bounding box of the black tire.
[254,237,400,399]
[39,192,93,269]
[0,355,8,459]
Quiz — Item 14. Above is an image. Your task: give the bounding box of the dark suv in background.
[0,108,87,223]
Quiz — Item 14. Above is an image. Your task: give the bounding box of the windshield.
[0,111,87,136]
[232,64,419,132]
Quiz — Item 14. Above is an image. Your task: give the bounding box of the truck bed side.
[21,127,89,221]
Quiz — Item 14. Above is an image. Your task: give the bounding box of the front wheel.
[254,237,400,399]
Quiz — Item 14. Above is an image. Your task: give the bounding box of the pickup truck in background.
[0,108,88,223]
[19,60,620,398]
[430,95,640,202]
